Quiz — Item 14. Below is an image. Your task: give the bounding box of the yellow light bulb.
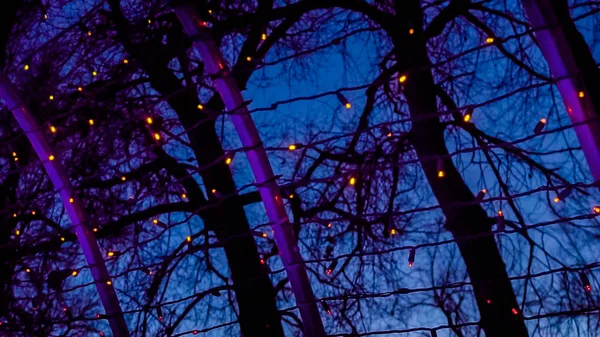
[486,37,494,44]
[197,104,204,110]
[89,119,94,125]
[69,197,74,203]
[345,102,352,109]
[72,270,78,276]
[93,228,98,232]
[390,228,397,235]
[12,152,16,157]
[121,176,126,181]
[225,157,232,164]
[146,117,153,124]
[182,193,187,199]
[399,75,407,83]
[108,251,114,257]
[554,197,560,203]
[24,64,29,71]
[540,118,546,124]
[437,170,445,178]
[148,19,152,24]
[153,219,158,224]
[463,114,471,122]
[211,189,216,194]
[409,28,414,35]
[579,91,585,98]
[349,177,356,185]
[261,33,267,40]
[106,281,112,285]
[77,87,83,92]
[186,236,192,242]
[60,237,65,242]
[49,95,54,100]
[246,56,252,62]
[92,71,97,76]
[87,31,92,36]
[123,59,129,64]
[48,155,55,161]
[154,133,161,140]
[498,210,503,216]
[50,125,57,133]
[288,144,297,151]
[26,268,31,273]
[16,230,20,236]
[31,211,36,215]
[594,206,600,214]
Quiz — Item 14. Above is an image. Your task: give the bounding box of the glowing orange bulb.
[211,189,217,194]
[540,118,546,124]
[261,33,267,40]
[146,117,153,124]
[69,197,74,203]
[345,102,352,109]
[153,219,158,224]
[60,237,65,242]
[48,155,55,161]
[579,91,585,98]
[408,262,413,267]
[89,119,94,125]
[186,236,192,242]
[50,125,57,133]
[197,104,204,110]
[123,59,129,64]
[93,228,98,232]
[327,223,332,228]
[71,270,78,277]
[486,37,494,44]
[553,197,560,203]
[107,251,114,257]
[26,268,30,273]
[437,170,445,178]
[399,75,407,83]
[246,56,252,62]
[106,281,112,285]
[225,157,232,165]
[154,133,161,140]
[182,193,187,199]
[409,28,414,35]
[12,152,16,157]
[15,230,20,236]
[13,157,18,162]
[593,206,600,214]
[390,228,397,235]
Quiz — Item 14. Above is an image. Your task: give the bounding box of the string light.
[92,71,98,76]
[48,154,55,161]
[399,75,407,83]
[580,272,592,292]
[106,280,112,285]
[246,56,252,62]
[336,92,351,109]
[326,259,338,275]
[49,95,54,100]
[409,28,414,35]
[181,193,187,199]
[486,37,495,44]
[321,301,332,315]
[77,87,83,92]
[69,197,74,203]
[89,119,94,126]
[72,270,78,277]
[534,118,547,134]
[261,33,267,40]
[594,206,600,214]
[197,104,204,110]
[288,143,304,151]
[408,248,416,267]
[146,117,153,125]
[349,177,356,185]
[24,64,29,70]
[554,188,573,203]
[579,91,585,98]
[463,107,473,122]
[251,230,268,238]
[225,157,232,164]
[497,210,505,231]
[476,189,486,201]
[511,308,519,315]
[437,159,445,178]
[49,125,57,133]
[123,59,129,64]
[154,132,161,140]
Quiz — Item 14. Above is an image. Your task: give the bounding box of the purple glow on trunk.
[0,73,130,337]
[172,5,326,336]
[523,0,600,182]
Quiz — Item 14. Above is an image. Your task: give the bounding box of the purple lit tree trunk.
[171,3,326,337]
[0,73,130,337]
[522,0,600,182]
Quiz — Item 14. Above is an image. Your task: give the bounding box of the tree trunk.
[522,0,600,181]
[107,3,285,336]
[391,1,529,336]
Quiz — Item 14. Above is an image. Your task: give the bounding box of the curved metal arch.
[0,73,130,337]
[170,4,326,337]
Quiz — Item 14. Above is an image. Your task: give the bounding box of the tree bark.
[107,3,284,337]
[391,1,529,336]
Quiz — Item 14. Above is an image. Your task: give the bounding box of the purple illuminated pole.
[522,0,600,182]
[0,73,130,337]
[170,3,326,336]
